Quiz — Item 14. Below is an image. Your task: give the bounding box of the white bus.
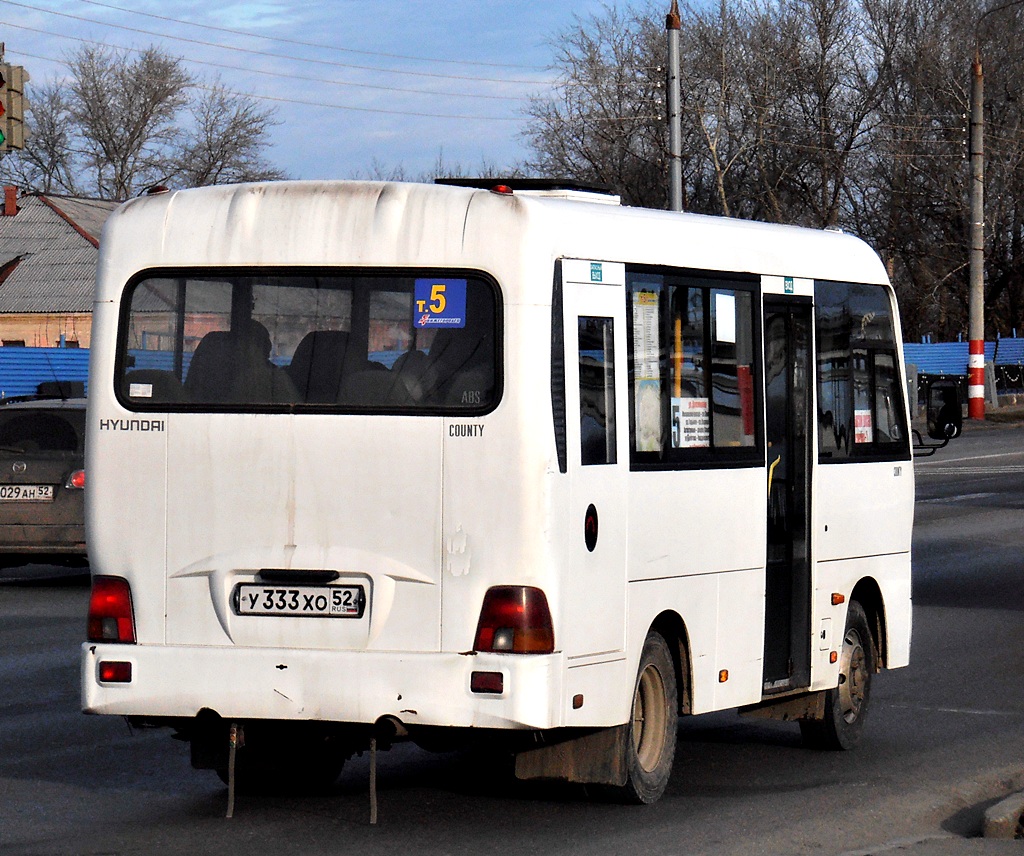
[83,179,918,804]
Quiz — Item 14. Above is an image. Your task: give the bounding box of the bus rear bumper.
[81,642,566,731]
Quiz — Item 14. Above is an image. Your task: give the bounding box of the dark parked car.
[0,394,86,568]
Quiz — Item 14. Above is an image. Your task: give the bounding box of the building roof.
[0,191,120,314]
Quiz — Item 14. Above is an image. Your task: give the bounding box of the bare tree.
[174,80,286,187]
[0,45,287,200]
[0,81,79,195]
[524,6,669,207]
[67,46,191,199]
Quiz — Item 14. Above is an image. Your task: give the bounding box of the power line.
[74,0,550,72]
[6,46,522,121]
[0,20,543,103]
[0,0,554,86]
[187,80,522,121]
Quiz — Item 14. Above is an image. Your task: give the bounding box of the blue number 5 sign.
[414,279,467,328]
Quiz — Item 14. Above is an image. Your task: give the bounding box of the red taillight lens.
[66,469,85,490]
[87,576,137,643]
[98,661,132,683]
[473,585,554,654]
[470,671,504,694]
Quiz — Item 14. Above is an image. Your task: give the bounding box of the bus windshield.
[116,270,499,413]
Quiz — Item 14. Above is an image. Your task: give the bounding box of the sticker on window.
[671,397,710,448]
[854,409,873,443]
[414,278,467,328]
[129,383,153,398]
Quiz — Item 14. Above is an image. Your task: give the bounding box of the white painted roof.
[99,180,889,295]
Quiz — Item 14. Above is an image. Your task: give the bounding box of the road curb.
[983,791,1024,839]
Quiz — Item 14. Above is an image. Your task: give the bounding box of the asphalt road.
[1,425,1023,855]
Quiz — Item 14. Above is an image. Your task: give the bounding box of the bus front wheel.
[617,631,678,804]
[801,600,876,751]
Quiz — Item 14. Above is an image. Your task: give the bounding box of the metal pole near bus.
[966,1,1024,419]
[666,1,682,212]
[968,52,985,420]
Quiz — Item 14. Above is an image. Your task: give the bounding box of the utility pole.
[966,0,1024,419]
[968,53,985,419]
[666,1,682,212]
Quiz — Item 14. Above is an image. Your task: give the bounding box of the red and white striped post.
[968,340,986,419]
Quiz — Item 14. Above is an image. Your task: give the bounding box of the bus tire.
[617,631,678,804]
[800,601,875,751]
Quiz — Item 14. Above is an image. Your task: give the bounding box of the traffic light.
[0,63,27,153]
[0,66,7,152]
[2,63,26,150]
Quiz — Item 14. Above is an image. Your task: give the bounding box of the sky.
[0,0,620,181]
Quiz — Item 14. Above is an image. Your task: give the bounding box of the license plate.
[235,584,365,618]
[0,484,54,502]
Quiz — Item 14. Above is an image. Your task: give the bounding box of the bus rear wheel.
[801,601,875,751]
[616,631,678,804]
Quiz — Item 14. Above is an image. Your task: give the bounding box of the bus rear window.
[116,271,499,413]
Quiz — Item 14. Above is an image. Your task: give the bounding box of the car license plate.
[235,584,365,618]
[0,484,54,502]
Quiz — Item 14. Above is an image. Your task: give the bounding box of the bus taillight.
[87,576,137,644]
[473,586,554,654]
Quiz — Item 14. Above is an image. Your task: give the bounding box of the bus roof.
[99,180,890,291]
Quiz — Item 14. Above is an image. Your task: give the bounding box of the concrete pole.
[968,54,985,419]
[666,1,682,212]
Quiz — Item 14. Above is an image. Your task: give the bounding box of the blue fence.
[902,341,995,375]
[5,338,1024,400]
[0,348,91,399]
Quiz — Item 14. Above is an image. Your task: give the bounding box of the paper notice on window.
[632,291,660,380]
[854,409,873,443]
[715,292,736,343]
[671,397,710,448]
[632,291,661,451]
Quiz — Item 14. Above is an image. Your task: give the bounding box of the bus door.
[762,296,812,693]
[560,260,628,657]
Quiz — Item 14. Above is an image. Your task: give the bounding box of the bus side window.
[625,267,761,468]
[814,281,909,461]
[579,316,617,466]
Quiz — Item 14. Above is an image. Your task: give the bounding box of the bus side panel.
[877,555,912,668]
[627,576,717,716]
[627,467,767,714]
[811,456,913,683]
[810,552,912,685]
[814,460,914,562]
[86,302,170,648]
[713,568,768,710]
[627,469,766,583]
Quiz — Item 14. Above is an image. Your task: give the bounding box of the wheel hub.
[632,663,668,772]
[838,627,866,723]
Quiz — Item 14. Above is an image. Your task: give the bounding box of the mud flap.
[514,725,629,787]
[739,690,827,722]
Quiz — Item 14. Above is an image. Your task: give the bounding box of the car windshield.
[117,271,499,414]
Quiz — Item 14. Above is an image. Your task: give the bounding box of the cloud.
[206,2,301,30]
